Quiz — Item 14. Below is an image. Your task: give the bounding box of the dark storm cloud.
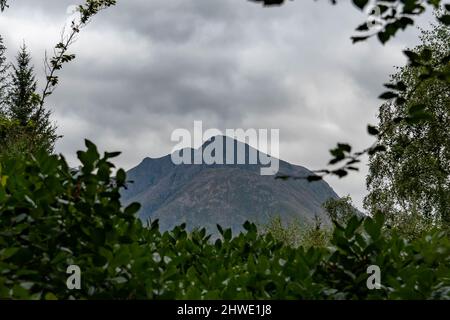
[0,0,432,209]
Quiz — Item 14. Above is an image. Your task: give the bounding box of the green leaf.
[338,143,352,153]
[408,103,426,115]
[441,54,450,64]
[438,14,450,25]
[396,97,406,105]
[406,104,433,123]
[1,247,20,259]
[223,229,232,241]
[398,17,414,30]
[85,139,97,152]
[355,22,369,31]
[367,125,379,136]
[329,157,345,165]
[105,151,121,159]
[351,35,369,43]
[379,91,398,99]
[44,292,58,300]
[364,219,380,240]
[116,168,126,185]
[214,238,222,250]
[125,202,141,215]
[217,224,224,236]
[352,0,369,10]
[420,48,432,60]
[377,30,391,44]
[307,175,322,182]
[112,276,128,284]
[368,145,386,155]
[384,81,406,92]
[404,50,421,64]
[345,216,362,237]
[332,169,348,178]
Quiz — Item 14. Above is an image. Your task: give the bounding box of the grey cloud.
[0,0,433,209]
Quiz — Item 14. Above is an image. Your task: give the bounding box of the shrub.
[0,141,448,299]
[0,116,54,159]
[261,215,331,249]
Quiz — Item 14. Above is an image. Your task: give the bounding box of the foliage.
[0,44,57,156]
[267,4,450,181]
[261,215,331,248]
[318,215,449,299]
[2,1,448,180]
[383,210,439,241]
[365,20,450,225]
[0,1,116,157]
[299,216,331,249]
[0,117,49,160]
[261,216,303,247]
[0,142,449,299]
[7,44,38,125]
[38,0,116,115]
[251,0,447,44]
[0,35,7,112]
[0,140,141,299]
[0,0,7,12]
[0,0,448,301]
[323,195,359,226]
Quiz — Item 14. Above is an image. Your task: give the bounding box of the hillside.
[122,136,339,234]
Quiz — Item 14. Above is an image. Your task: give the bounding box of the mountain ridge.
[122,136,339,234]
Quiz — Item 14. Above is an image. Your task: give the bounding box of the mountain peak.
[171,134,280,173]
[122,142,339,234]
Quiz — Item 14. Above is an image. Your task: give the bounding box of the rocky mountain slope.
[122,136,339,234]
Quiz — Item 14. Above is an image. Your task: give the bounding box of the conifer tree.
[5,43,57,153]
[8,43,38,125]
[0,35,8,113]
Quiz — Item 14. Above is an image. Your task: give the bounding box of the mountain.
[121,136,339,234]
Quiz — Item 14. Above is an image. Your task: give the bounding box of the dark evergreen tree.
[0,34,8,113]
[8,43,38,125]
[3,43,57,154]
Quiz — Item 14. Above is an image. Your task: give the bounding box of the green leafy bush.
[0,116,53,159]
[0,140,142,299]
[0,141,449,299]
[261,215,331,249]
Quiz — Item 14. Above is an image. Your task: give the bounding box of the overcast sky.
[0,0,434,210]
